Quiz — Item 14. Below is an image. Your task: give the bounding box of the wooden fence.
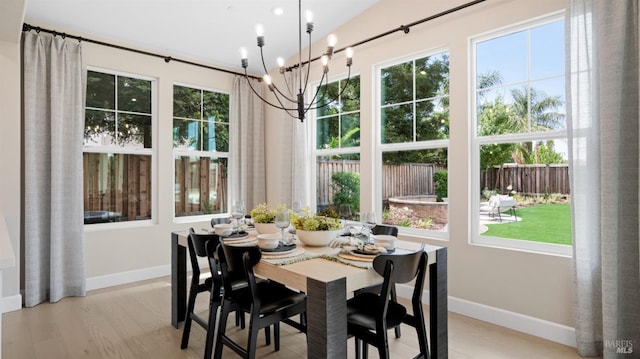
[480,163,570,196]
[83,153,151,222]
[316,160,444,207]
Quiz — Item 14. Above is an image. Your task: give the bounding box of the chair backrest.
[187,228,221,277]
[372,224,399,237]
[217,243,262,297]
[372,249,426,285]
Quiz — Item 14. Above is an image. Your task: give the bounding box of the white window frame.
[172,82,231,222]
[469,12,571,257]
[375,48,450,241]
[308,72,362,212]
[83,67,157,229]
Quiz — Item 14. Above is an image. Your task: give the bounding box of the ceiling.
[23,0,380,74]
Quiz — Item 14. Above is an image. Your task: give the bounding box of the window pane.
[416,98,448,141]
[203,91,229,122]
[341,77,360,112]
[381,148,448,231]
[476,31,527,85]
[86,71,115,109]
[316,156,360,215]
[479,140,571,245]
[317,81,340,117]
[317,115,339,149]
[173,118,199,150]
[83,153,152,224]
[415,53,449,101]
[118,113,152,148]
[118,76,152,113]
[203,121,229,152]
[84,109,115,146]
[530,21,565,79]
[341,113,360,148]
[175,156,228,216]
[173,86,202,119]
[381,103,413,144]
[381,61,413,105]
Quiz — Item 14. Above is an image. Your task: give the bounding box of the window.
[377,51,450,235]
[84,70,154,225]
[173,84,229,217]
[472,15,571,255]
[313,75,361,217]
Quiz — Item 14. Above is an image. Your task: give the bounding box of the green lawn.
[482,203,572,245]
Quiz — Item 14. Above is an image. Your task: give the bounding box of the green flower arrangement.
[291,208,342,231]
[250,203,286,223]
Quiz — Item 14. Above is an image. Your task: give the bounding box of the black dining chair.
[347,248,429,359]
[180,228,221,359]
[357,224,402,339]
[214,243,307,359]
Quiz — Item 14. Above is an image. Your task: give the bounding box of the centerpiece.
[250,203,285,234]
[291,208,342,247]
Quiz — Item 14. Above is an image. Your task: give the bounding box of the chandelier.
[240,0,354,122]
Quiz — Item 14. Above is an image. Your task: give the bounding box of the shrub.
[331,171,360,214]
[433,170,448,202]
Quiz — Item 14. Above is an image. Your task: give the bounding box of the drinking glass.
[291,200,303,216]
[231,200,245,232]
[361,211,376,242]
[338,204,352,226]
[275,209,290,245]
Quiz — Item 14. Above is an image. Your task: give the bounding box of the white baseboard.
[86,264,172,291]
[396,283,576,348]
[0,293,22,314]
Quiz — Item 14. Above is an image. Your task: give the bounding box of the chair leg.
[274,322,280,351]
[213,301,232,359]
[204,295,220,359]
[180,285,199,349]
[390,285,401,339]
[413,303,430,359]
[264,325,271,345]
[355,338,361,359]
[246,312,261,359]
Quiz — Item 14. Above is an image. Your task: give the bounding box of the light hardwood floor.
[3,276,584,359]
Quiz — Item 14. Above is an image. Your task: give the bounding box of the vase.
[296,229,342,247]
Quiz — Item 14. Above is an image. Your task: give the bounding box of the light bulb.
[345,47,354,58]
[240,47,248,59]
[321,55,329,66]
[305,10,313,23]
[277,57,285,67]
[263,74,272,85]
[255,24,264,37]
[327,34,338,47]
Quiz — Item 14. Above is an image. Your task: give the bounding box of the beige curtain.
[22,31,87,306]
[230,76,266,210]
[567,0,639,356]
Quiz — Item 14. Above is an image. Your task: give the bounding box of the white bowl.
[296,229,342,247]
[254,223,279,234]
[372,234,396,250]
[213,223,234,236]
[257,233,280,250]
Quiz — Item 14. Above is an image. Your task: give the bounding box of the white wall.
[265,0,574,337]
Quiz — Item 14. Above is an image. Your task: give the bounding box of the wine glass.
[291,200,303,216]
[338,204,352,226]
[275,209,290,245]
[231,200,245,233]
[361,211,376,242]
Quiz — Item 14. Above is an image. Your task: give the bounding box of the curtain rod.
[285,0,486,71]
[21,23,261,80]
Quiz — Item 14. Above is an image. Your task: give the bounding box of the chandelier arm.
[280,70,295,96]
[303,68,330,114]
[259,46,272,78]
[307,66,353,111]
[270,81,298,103]
[243,72,298,112]
[271,89,302,119]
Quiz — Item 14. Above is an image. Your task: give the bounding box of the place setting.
[258,209,306,259]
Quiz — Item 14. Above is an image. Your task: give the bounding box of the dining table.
[171,229,448,359]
